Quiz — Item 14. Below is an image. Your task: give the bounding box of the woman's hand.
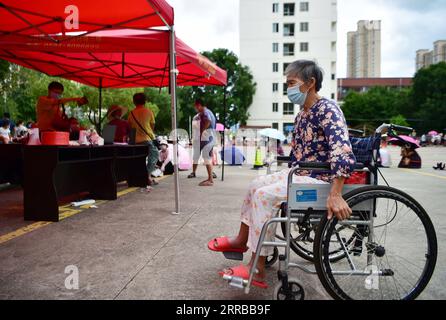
[326,193,352,221]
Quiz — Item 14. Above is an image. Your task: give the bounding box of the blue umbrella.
[220,146,245,165]
[259,128,286,141]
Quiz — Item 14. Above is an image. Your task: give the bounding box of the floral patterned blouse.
[292,98,356,182]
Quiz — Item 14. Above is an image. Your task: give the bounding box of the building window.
[273,63,279,72]
[283,103,295,115]
[331,73,336,80]
[284,43,295,56]
[272,122,279,130]
[272,3,279,13]
[272,103,279,112]
[283,83,288,95]
[283,23,295,36]
[273,83,279,92]
[331,93,336,100]
[272,42,279,53]
[284,3,295,16]
[300,22,309,32]
[300,2,309,12]
[283,63,291,73]
[300,42,309,52]
[272,23,279,33]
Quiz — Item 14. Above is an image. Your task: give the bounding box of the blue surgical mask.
[287,84,307,105]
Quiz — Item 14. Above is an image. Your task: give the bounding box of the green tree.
[177,48,256,132]
[411,62,446,133]
[341,86,412,132]
[390,114,410,127]
[144,87,172,134]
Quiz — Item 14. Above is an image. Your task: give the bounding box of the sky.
[166,0,446,78]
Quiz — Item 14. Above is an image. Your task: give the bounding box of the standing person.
[187,99,217,186]
[106,105,130,143]
[421,134,427,147]
[128,93,159,186]
[36,81,86,132]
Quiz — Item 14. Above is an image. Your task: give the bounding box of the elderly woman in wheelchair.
[208,60,356,288]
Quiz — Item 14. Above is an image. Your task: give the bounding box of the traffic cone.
[253,146,264,169]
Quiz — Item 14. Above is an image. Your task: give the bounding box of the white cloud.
[166,0,446,78]
[167,0,239,54]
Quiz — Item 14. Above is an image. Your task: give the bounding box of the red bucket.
[41,131,69,146]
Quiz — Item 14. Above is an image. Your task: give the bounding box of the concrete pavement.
[0,146,445,300]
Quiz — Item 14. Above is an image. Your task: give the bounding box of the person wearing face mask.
[36,81,86,132]
[208,60,356,289]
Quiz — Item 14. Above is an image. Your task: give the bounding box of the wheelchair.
[222,123,438,300]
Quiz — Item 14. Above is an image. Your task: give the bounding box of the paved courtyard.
[0,146,445,300]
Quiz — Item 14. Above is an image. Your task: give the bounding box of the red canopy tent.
[0,1,227,214]
[0,0,174,35]
[0,30,227,88]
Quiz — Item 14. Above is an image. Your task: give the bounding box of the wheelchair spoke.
[315,187,437,300]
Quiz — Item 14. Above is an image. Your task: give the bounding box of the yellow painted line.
[0,186,141,245]
[0,221,53,245]
[117,187,138,197]
[398,169,446,181]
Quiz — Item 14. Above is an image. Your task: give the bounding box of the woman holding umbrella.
[389,135,422,169]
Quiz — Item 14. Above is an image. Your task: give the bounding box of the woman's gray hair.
[285,60,324,92]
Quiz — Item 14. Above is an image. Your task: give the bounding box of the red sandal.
[207,237,248,253]
[218,264,268,289]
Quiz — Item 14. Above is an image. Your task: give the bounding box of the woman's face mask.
[287,83,308,106]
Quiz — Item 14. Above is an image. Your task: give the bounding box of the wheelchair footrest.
[222,275,246,289]
[223,251,244,261]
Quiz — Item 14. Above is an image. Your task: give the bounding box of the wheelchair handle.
[376,123,413,134]
[390,124,413,133]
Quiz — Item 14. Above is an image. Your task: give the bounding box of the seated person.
[68,117,85,141]
[398,146,421,169]
[0,120,11,144]
[208,60,356,288]
[14,120,28,139]
[106,105,130,143]
[36,81,86,132]
[378,139,392,168]
[157,140,174,175]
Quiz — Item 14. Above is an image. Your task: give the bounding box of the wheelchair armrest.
[293,161,365,171]
[277,156,291,163]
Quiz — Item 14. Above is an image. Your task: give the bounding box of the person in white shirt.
[379,138,392,168]
[14,120,28,139]
[0,120,11,144]
[157,140,174,175]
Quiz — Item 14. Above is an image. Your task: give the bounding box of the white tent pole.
[169,26,180,215]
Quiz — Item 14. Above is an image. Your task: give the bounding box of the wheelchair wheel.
[273,277,305,300]
[313,186,437,300]
[279,205,356,263]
